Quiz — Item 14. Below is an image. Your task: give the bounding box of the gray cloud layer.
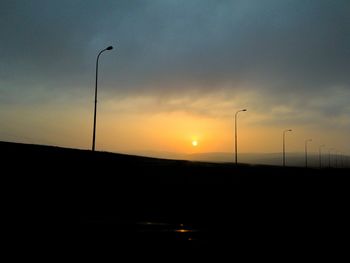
[1,0,349,104]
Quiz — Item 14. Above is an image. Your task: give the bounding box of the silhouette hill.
[2,141,349,250]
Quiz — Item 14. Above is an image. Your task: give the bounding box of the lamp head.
[106,46,113,50]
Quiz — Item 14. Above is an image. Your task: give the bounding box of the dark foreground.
[2,141,349,254]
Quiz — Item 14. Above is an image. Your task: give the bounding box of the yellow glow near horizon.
[3,94,349,157]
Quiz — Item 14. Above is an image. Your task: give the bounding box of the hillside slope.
[1,141,349,248]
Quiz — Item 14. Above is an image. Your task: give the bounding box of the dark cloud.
[1,0,349,98]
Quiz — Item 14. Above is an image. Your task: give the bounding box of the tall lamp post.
[319,144,325,169]
[282,129,292,167]
[305,139,312,168]
[328,148,334,168]
[340,152,344,168]
[335,151,340,168]
[234,109,247,164]
[92,46,113,152]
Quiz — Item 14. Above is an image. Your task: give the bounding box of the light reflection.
[137,221,198,236]
[175,229,192,233]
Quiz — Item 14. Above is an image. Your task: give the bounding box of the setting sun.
[192,140,198,147]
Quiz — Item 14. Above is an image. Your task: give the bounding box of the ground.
[1,141,349,251]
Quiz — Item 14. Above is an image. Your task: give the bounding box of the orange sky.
[2,92,348,157]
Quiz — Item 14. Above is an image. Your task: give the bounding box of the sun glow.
[192,140,198,147]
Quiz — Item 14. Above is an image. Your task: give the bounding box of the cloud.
[0,0,349,127]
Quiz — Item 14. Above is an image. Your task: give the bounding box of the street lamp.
[92,46,113,152]
[328,148,334,168]
[282,129,292,167]
[234,109,247,164]
[319,144,325,169]
[335,151,341,168]
[340,152,344,168]
[305,139,312,168]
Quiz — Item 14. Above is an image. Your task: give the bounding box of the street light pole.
[340,152,344,168]
[305,139,312,168]
[335,151,340,168]
[234,109,247,164]
[319,144,325,169]
[92,46,113,152]
[283,129,292,167]
[328,148,334,168]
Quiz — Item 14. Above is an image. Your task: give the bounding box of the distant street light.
[340,152,344,168]
[92,46,113,152]
[305,139,312,168]
[319,144,325,169]
[282,129,292,167]
[234,109,247,164]
[335,151,341,168]
[328,148,334,168]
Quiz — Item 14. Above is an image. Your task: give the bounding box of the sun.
[192,140,198,147]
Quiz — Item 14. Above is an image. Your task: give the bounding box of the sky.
[1,0,349,158]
